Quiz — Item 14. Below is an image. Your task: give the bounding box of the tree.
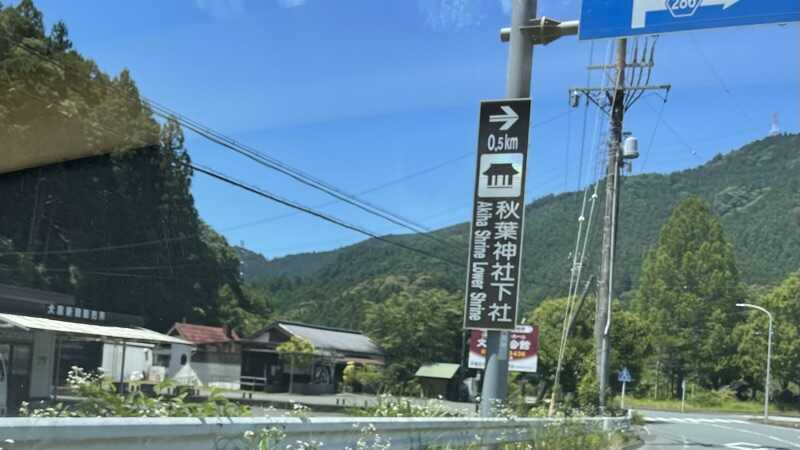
[363,285,462,387]
[277,336,315,394]
[633,196,743,392]
[734,272,800,396]
[0,2,258,332]
[527,297,651,409]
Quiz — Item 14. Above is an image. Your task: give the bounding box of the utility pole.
[595,38,626,411]
[479,0,535,418]
[570,37,670,410]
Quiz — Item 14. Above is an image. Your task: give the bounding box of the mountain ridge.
[240,134,800,328]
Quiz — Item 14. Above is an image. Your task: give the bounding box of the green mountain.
[244,134,800,329]
[235,246,340,280]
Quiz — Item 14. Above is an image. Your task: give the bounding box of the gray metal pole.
[595,38,626,411]
[736,303,773,422]
[765,312,773,422]
[119,341,127,394]
[479,0,535,418]
[681,379,686,413]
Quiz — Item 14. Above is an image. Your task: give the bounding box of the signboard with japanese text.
[463,99,531,330]
[46,304,107,322]
[468,325,539,373]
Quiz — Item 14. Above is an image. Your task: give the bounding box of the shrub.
[348,393,462,417]
[692,387,736,407]
[19,366,250,418]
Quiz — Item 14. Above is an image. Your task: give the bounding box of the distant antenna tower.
[769,113,780,136]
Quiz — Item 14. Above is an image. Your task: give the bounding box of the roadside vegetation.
[619,396,800,416]
[18,367,250,418]
[244,421,636,450]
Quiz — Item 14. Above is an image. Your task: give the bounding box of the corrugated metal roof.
[278,322,382,356]
[414,363,460,379]
[0,313,191,345]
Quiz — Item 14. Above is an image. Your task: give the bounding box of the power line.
[142,103,464,257]
[639,95,667,174]
[1,30,580,262]
[0,31,465,261]
[642,96,701,160]
[188,163,463,267]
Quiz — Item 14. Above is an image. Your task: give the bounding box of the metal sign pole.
[478,0,535,418]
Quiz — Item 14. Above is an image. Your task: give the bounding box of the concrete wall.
[192,361,240,389]
[30,332,55,399]
[101,342,153,382]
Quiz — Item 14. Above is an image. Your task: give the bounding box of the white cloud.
[277,0,307,8]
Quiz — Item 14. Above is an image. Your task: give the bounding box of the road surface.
[642,410,800,449]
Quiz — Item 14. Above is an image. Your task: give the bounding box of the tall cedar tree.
[634,196,743,392]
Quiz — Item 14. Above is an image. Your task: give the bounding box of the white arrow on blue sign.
[580,0,800,40]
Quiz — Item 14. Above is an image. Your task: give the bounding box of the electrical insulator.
[569,90,581,108]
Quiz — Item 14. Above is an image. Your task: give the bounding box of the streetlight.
[736,303,773,422]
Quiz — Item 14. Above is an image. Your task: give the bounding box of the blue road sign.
[580,0,800,40]
[618,368,633,383]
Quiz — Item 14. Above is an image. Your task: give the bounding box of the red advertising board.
[468,325,539,373]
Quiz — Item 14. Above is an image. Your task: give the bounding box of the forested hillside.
[246,133,800,329]
[0,1,269,333]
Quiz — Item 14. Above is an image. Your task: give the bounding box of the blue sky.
[32,0,799,259]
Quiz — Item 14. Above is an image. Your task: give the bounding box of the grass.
[617,396,800,416]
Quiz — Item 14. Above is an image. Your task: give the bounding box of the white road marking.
[709,423,800,448]
[654,417,750,424]
[724,443,767,450]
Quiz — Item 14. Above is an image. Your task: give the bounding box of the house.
[483,163,519,188]
[414,363,461,401]
[166,323,242,390]
[0,284,191,416]
[241,321,384,395]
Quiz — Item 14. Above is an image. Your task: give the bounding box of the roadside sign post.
[681,379,687,413]
[469,326,539,373]
[463,97,531,333]
[465,0,536,421]
[618,368,633,409]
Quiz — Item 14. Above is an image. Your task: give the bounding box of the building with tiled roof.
[169,323,240,344]
[167,322,242,389]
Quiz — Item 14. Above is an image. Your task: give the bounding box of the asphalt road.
[642,410,800,450]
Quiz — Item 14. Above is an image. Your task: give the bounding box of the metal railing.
[0,415,629,450]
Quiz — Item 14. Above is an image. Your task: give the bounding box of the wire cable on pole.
[188,163,463,267]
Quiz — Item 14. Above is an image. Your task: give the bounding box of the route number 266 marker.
[579,0,800,40]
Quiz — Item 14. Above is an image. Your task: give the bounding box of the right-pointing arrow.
[489,106,519,131]
[633,0,744,29]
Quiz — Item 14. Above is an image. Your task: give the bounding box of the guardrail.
[0,415,629,450]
